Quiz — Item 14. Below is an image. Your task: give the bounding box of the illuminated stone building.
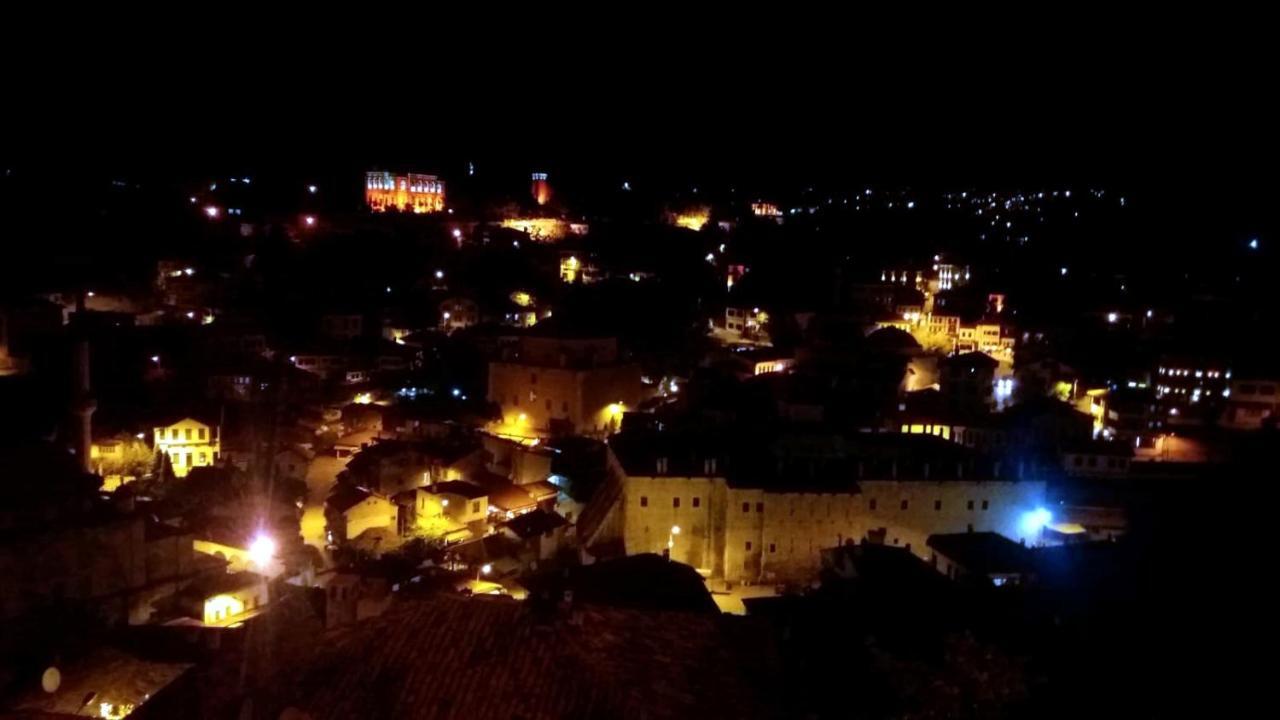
[581,433,1048,584]
[751,201,782,218]
[488,333,646,439]
[365,171,445,213]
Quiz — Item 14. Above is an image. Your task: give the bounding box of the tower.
[531,172,551,206]
[69,294,95,473]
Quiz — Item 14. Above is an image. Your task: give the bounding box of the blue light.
[1020,508,1052,535]
[451,388,461,398]
[1249,238,1259,250]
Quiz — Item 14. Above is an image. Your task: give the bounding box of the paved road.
[300,455,350,562]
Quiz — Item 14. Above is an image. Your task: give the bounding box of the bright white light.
[1146,309,1153,318]
[150,355,160,363]
[248,535,276,567]
[452,228,462,239]
[186,311,195,319]
[671,525,681,535]
[184,267,195,276]
[308,185,317,194]
[189,196,197,203]
[451,388,461,398]
[480,563,492,575]
[1060,267,1068,276]
[705,253,715,262]
[204,206,220,218]
[304,215,316,227]
[136,432,145,439]
[441,498,449,507]
[1249,238,1259,250]
[906,201,915,209]
[1020,508,1052,535]
[1107,312,1118,324]
[435,270,444,279]
[442,312,451,320]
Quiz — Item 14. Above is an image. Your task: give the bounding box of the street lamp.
[667,525,681,558]
[248,534,276,568]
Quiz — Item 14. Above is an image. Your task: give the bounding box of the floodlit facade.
[154,418,220,478]
[365,171,445,213]
[615,468,1046,584]
[488,335,645,439]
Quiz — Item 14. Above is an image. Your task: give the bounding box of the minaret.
[531,172,551,206]
[69,292,96,473]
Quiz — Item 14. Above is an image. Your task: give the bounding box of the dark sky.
[4,32,1276,242]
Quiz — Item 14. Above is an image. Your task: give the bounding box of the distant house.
[1060,440,1132,477]
[178,571,269,626]
[1222,377,1280,429]
[499,509,569,566]
[431,481,489,526]
[325,485,398,544]
[154,417,220,478]
[939,352,998,411]
[926,531,1033,586]
[274,447,314,484]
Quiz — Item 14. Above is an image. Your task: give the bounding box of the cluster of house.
[322,433,572,573]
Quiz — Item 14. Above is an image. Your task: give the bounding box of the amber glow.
[674,211,710,231]
[204,593,245,624]
[751,201,781,217]
[366,171,445,213]
[560,255,581,283]
[502,217,569,242]
[510,291,533,307]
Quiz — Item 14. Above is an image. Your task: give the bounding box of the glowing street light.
[1249,238,1259,250]
[1106,312,1118,324]
[204,206,220,218]
[248,535,276,567]
[303,215,316,227]
[1019,508,1052,536]
[308,184,318,194]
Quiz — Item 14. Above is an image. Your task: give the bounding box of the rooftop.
[501,509,567,539]
[430,480,488,500]
[286,594,779,719]
[926,532,1032,575]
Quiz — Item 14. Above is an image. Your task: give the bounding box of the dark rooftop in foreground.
[926,531,1033,575]
[283,593,778,719]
